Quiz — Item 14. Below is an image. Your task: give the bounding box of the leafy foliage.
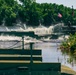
[60,33,76,63]
[0,0,76,26]
[61,33,76,51]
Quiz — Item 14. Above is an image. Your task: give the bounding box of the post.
[72,5,74,17]
[71,5,74,34]
[30,42,34,64]
[29,42,34,75]
[22,36,24,50]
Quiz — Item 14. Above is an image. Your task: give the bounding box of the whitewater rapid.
[0,23,69,41]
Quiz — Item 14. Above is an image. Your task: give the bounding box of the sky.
[36,0,76,9]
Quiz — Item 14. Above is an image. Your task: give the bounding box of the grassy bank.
[61,65,76,75]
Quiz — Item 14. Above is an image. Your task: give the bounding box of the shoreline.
[61,65,76,75]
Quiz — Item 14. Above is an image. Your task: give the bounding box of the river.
[0,39,76,72]
[33,42,76,71]
[0,24,76,72]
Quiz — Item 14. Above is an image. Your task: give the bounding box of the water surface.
[34,42,76,71]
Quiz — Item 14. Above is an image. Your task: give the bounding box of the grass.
[61,65,76,75]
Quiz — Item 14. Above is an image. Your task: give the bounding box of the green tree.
[0,0,76,26]
[0,0,19,26]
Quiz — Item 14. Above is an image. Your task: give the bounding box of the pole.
[30,42,34,64]
[29,42,34,75]
[22,36,24,50]
[72,5,74,17]
[71,5,74,33]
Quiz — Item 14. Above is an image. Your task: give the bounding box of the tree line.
[0,0,76,26]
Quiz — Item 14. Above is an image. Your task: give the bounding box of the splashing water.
[0,23,63,34]
[0,35,21,41]
[0,23,67,41]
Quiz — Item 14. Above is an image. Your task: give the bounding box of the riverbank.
[61,65,76,75]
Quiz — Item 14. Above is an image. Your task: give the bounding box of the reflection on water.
[33,42,76,71]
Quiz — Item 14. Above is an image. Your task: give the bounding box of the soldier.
[68,21,71,27]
